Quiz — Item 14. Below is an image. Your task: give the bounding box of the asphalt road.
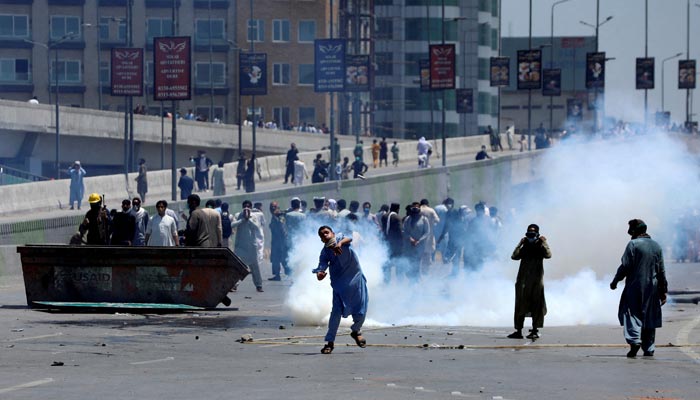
[1,262,699,400]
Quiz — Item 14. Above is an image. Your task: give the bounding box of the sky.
[502,0,697,124]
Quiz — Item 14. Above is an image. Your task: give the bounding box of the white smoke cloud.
[285,132,694,328]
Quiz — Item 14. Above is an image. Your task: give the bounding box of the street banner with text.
[153,36,191,101]
[542,69,561,96]
[456,88,473,114]
[429,44,456,90]
[636,57,655,90]
[679,59,696,89]
[419,59,430,92]
[490,57,510,87]
[345,54,370,92]
[585,52,606,89]
[314,39,346,92]
[239,52,268,96]
[517,49,542,90]
[111,48,143,97]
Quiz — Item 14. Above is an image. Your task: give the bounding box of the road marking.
[9,332,63,342]
[130,356,174,365]
[0,378,54,394]
[676,313,700,365]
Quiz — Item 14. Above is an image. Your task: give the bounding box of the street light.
[24,32,78,179]
[550,0,575,136]
[580,13,613,132]
[227,39,247,157]
[662,52,684,112]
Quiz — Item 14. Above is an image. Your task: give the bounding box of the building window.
[491,28,498,51]
[99,16,126,41]
[299,107,315,124]
[247,107,263,122]
[195,62,226,86]
[195,19,225,44]
[491,0,499,17]
[145,61,154,84]
[478,23,490,47]
[478,58,489,80]
[273,63,290,85]
[374,53,392,76]
[404,53,422,76]
[375,18,392,40]
[273,19,290,42]
[99,61,109,84]
[0,15,29,38]
[298,20,316,43]
[479,0,490,12]
[51,59,81,83]
[273,107,290,128]
[195,106,224,122]
[298,64,314,85]
[478,92,490,114]
[247,19,264,42]
[50,16,81,40]
[146,18,173,42]
[491,95,498,117]
[0,58,30,82]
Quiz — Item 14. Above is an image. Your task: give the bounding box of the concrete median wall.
[0,135,497,216]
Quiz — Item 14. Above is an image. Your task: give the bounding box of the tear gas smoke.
[285,132,694,327]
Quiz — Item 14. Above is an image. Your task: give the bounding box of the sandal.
[321,342,334,354]
[350,331,366,348]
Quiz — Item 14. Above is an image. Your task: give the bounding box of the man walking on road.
[610,219,668,358]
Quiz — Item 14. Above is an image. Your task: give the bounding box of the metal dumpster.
[17,245,250,309]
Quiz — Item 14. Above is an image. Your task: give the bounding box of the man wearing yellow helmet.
[78,193,110,245]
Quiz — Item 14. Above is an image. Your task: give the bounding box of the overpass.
[0,99,364,178]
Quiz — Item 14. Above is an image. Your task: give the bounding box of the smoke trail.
[285,132,694,327]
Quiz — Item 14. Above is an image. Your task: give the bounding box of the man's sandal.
[321,342,334,354]
[350,331,366,348]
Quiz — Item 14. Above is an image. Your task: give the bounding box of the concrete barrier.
[0,134,503,216]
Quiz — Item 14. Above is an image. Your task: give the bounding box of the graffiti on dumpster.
[54,267,113,291]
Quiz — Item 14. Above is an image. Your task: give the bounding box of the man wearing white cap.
[68,161,86,210]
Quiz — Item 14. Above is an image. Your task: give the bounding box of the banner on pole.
[419,59,431,92]
[585,52,605,89]
[542,69,561,96]
[429,44,456,90]
[517,49,542,90]
[111,48,143,97]
[314,39,346,92]
[153,36,191,101]
[456,88,473,114]
[239,52,268,96]
[679,59,696,89]
[636,57,655,90]
[345,54,370,92]
[490,57,510,87]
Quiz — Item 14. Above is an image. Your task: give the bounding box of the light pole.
[550,0,574,135]
[228,40,247,157]
[580,14,613,132]
[25,32,77,179]
[662,52,683,112]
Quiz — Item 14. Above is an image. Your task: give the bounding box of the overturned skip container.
[17,245,250,309]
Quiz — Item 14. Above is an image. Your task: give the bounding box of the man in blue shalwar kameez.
[313,225,369,354]
[610,219,668,358]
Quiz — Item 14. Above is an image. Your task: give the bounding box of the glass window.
[51,59,81,83]
[145,61,154,83]
[478,23,490,47]
[375,18,392,40]
[373,87,393,111]
[273,20,290,42]
[195,62,226,85]
[478,91,490,114]
[491,95,498,117]
[405,18,442,41]
[99,16,127,41]
[299,107,315,124]
[196,19,225,44]
[298,20,316,43]
[375,53,392,76]
[99,17,110,40]
[491,0,499,17]
[273,63,290,85]
[478,58,489,80]
[298,64,314,85]
[491,28,498,51]
[273,107,290,128]
[247,107,263,122]
[479,0,489,12]
[195,106,224,122]
[51,16,81,40]
[99,61,109,84]
[247,19,264,42]
[0,58,30,82]
[0,15,29,38]
[146,18,173,42]
[404,53,423,76]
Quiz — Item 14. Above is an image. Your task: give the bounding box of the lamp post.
[25,32,78,179]
[228,39,247,157]
[549,0,574,135]
[580,14,613,132]
[662,52,683,112]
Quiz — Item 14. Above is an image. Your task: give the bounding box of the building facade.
[372,0,499,139]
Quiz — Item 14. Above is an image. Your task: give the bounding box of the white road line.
[676,313,700,365]
[9,332,63,342]
[130,356,174,365]
[0,378,54,394]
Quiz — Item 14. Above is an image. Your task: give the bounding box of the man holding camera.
[508,223,552,340]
